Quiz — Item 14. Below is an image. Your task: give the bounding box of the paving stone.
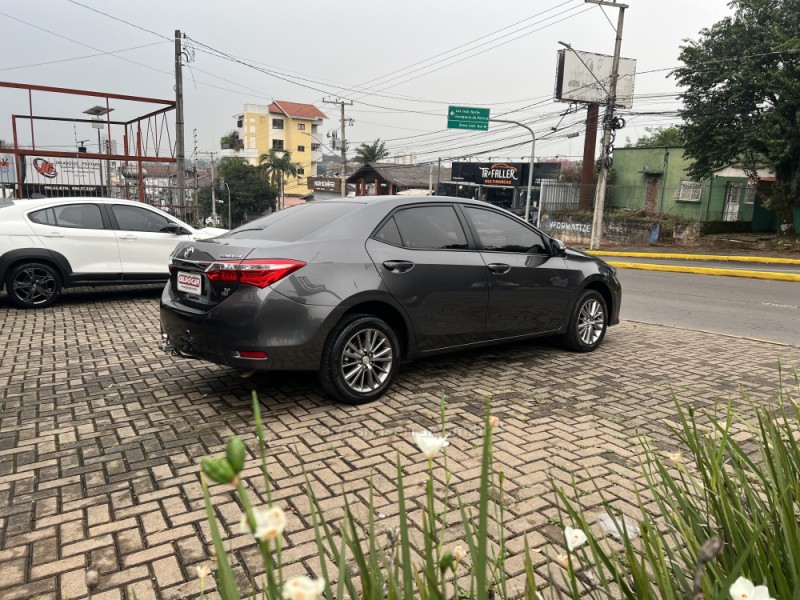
[1,288,798,598]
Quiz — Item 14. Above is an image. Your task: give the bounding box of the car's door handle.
[487,263,511,274]
[118,234,137,240]
[383,260,415,273]
[43,231,65,238]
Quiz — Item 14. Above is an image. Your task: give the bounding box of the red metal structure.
[0,81,178,205]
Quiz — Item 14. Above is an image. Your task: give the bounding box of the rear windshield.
[223,202,361,242]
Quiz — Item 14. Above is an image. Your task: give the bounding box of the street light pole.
[220,180,232,228]
[489,118,536,222]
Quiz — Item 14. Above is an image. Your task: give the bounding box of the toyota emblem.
[183,246,195,258]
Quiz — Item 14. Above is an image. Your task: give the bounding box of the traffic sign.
[447,106,490,131]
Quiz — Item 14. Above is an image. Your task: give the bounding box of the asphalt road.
[617,268,800,346]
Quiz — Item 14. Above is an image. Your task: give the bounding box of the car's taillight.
[205,259,306,289]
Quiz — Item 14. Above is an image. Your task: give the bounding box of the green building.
[608,146,779,231]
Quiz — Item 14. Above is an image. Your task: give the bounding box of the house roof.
[268,101,327,120]
[347,162,451,188]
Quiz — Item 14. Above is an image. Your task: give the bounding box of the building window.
[744,183,756,204]
[311,125,319,133]
[297,168,305,175]
[297,145,305,152]
[298,123,306,131]
[272,139,284,150]
[676,180,702,202]
[272,118,284,130]
[236,117,243,128]
[311,143,321,151]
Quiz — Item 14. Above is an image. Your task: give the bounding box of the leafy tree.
[198,157,275,227]
[220,130,243,151]
[354,138,389,164]
[627,126,685,148]
[258,150,300,210]
[674,0,800,226]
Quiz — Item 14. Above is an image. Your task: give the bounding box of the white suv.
[0,197,225,308]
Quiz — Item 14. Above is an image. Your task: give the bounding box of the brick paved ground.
[1,286,798,599]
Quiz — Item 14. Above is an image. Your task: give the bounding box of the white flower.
[239,506,287,542]
[453,545,465,563]
[412,430,449,459]
[564,526,588,552]
[729,577,775,600]
[283,576,326,600]
[196,565,211,581]
[489,416,500,429]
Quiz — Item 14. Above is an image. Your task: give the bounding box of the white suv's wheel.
[6,262,62,309]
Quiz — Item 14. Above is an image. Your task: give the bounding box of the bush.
[195,374,799,600]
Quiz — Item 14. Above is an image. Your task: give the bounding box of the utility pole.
[323,97,353,197]
[175,30,186,209]
[585,0,627,250]
[436,157,442,195]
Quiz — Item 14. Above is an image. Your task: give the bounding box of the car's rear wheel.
[5,262,62,309]
[319,314,400,404]
[561,289,607,352]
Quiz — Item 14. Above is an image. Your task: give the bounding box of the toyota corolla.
[160,197,621,404]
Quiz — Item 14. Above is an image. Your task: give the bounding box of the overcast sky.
[1,0,734,165]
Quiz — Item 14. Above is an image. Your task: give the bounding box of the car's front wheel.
[319,314,400,404]
[5,262,62,309]
[561,289,608,352]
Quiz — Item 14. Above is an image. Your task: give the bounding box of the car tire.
[561,289,608,352]
[5,262,62,309]
[319,314,400,404]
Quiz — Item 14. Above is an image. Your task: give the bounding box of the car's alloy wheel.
[562,289,607,352]
[6,262,62,309]
[577,297,605,346]
[340,328,394,393]
[320,314,400,404]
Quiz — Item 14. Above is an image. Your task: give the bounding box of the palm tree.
[354,139,390,164]
[259,149,299,210]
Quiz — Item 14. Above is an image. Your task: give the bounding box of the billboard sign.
[451,162,562,187]
[555,49,636,108]
[24,156,103,187]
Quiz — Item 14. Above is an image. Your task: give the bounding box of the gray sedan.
[160,196,621,403]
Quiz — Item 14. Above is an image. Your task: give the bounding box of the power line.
[0,42,168,72]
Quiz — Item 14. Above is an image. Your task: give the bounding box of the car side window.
[374,217,403,247]
[393,206,469,250]
[29,204,104,229]
[464,207,547,254]
[112,205,172,233]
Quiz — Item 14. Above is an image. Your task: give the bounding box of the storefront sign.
[308,176,341,193]
[451,162,562,187]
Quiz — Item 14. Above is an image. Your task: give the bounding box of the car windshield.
[223,202,361,242]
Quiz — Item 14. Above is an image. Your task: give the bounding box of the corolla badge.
[183,246,195,258]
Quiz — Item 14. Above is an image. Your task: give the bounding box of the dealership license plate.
[177,271,202,295]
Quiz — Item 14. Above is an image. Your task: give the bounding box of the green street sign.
[447,105,490,131]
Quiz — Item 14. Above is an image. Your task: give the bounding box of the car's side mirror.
[163,223,190,235]
[550,238,567,257]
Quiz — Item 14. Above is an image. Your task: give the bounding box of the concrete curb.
[624,319,798,349]
[589,250,800,265]
[608,261,800,282]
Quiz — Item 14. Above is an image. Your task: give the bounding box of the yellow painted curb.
[589,251,800,265]
[608,261,800,282]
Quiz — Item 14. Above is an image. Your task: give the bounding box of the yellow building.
[224,101,327,198]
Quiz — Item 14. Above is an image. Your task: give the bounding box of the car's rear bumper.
[159,285,339,371]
